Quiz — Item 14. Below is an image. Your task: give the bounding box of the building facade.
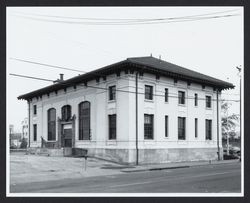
[18,57,234,164]
[21,118,29,141]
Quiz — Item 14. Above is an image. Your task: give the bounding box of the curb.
[121,159,240,173]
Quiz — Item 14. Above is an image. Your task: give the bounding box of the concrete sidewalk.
[9,153,240,185]
[121,159,240,172]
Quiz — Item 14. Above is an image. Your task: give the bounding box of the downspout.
[216,89,220,160]
[28,100,31,148]
[135,72,139,165]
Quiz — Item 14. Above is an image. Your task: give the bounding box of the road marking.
[107,170,240,189]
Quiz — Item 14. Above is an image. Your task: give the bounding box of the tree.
[20,138,28,149]
[221,101,239,140]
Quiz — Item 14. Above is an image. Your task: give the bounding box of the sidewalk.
[121,159,240,173]
[9,153,240,185]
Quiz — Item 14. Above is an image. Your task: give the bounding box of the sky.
[6,7,243,133]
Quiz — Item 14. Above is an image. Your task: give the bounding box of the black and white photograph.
[6,6,243,196]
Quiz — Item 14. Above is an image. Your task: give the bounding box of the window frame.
[178,91,185,105]
[145,85,153,100]
[109,85,116,101]
[61,105,72,121]
[195,118,198,138]
[33,124,37,141]
[165,88,169,102]
[33,105,37,115]
[178,117,186,140]
[47,108,56,141]
[79,101,91,140]
[165,115,168,138]
[205,119,212,140]
[108,114,116,140]
[206,95,212,108]
[144,114,154,140]
[194,93,198,106]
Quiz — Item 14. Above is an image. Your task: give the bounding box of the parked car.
[223,147,241,160]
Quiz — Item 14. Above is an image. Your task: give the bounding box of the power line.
[10,57,86,73]
[11,9,240,22]
[11,57,238,98]
[11,13,240,26]
[9,73,54,82]
[10,73,240,102]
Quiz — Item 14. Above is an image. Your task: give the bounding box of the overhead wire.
[11,13,240,25]
[10,57,236,96]
[11,8,240,23]
[9,73,240,102]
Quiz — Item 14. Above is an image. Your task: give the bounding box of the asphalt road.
[10,162,241,193]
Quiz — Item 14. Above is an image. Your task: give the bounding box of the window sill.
[144,99,154,103]
[106,140,117,145]
[206,107,212,110]
[108,100,116,103]
[177,140,187,144]
[178,104,186,107]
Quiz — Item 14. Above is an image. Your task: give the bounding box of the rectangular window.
[195,118,198,138]
[144,114,154,139]
[178,91,185,105]
[206,96,212,108]
[33,124,37,141]
[109,86,116,101]
[145,85,153,100]
[178,117,186,140]
[33,105,37,115]
[194,94,198,106]
[165,88,168,102]
[165,115,168,137]
[205,119,212,140]
[109,114,116,140]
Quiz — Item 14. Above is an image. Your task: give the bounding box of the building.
[21,118,29,140]
[18,56,234,164]
[10,133,22,148]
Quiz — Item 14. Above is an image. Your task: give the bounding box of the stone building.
[18,56,234,164]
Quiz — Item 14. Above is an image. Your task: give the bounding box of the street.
[10,162,241,193]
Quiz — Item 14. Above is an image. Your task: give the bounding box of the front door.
[62,124,72,147]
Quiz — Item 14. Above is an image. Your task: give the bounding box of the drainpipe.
[135,72,139,165]
[28,100,31,148]
[216,89,220,160]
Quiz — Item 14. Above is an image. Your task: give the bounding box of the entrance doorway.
[62,124,72,147]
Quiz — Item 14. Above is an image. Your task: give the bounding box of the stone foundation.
[27,147,223,164]
[85,147,223,164]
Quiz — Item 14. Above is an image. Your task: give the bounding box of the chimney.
[60,74,64,81]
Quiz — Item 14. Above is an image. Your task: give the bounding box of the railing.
[41,137,59,148]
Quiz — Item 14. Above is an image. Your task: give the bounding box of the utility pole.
[135,72,139,165]
[226,105,230,155]
[236,66,242,156]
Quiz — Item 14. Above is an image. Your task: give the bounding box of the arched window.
[79,101,90,140]
[61,105,71,121]
[48,108,56,141]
